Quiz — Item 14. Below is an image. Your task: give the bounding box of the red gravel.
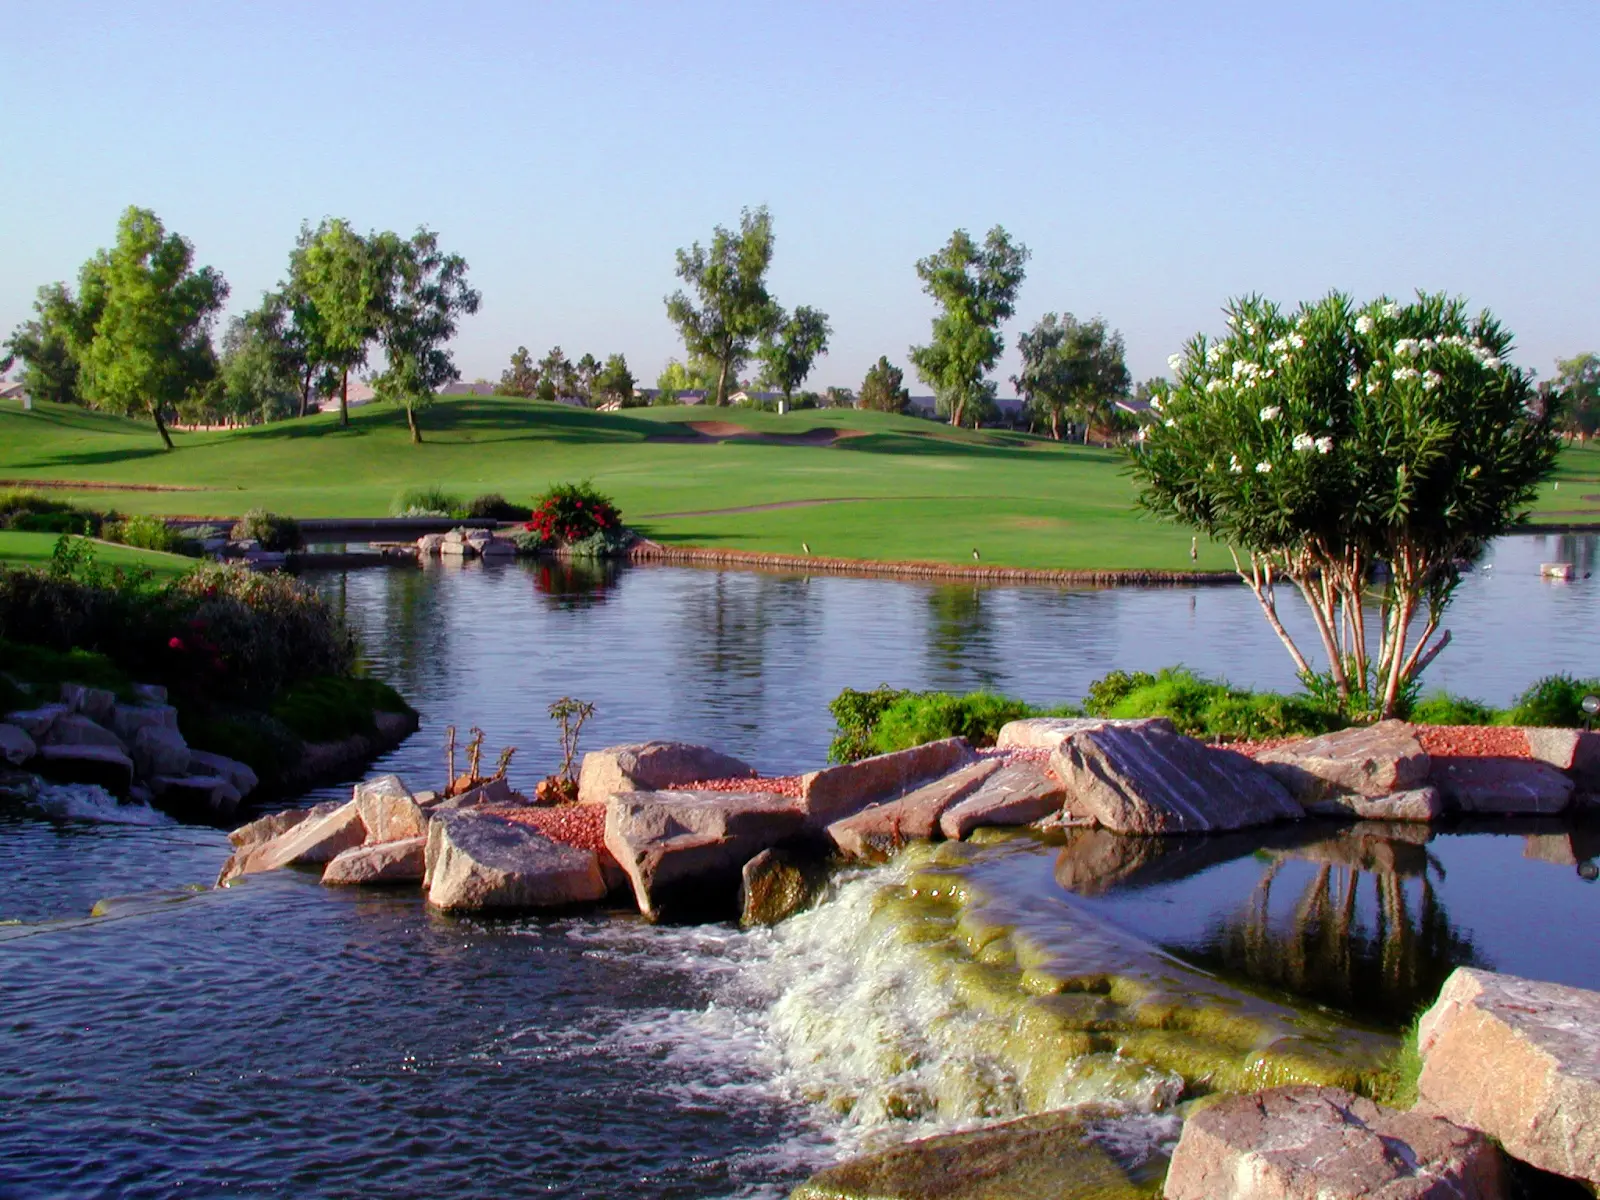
[1415,724,1531,759]
[680,775,806,798]
[485,803,608,853]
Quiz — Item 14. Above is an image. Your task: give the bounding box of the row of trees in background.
[496,346,635,407]
[2,208,478,446]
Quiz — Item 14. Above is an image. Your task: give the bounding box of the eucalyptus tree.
[909,226,1028,428]
[219,293,303,423]
[574,352,601,405]
[665,207,780,406]
[497,345,540,397]
[293,218,380,427]
[1012,312,1131,441]
[536,345,578,402]
[1551,352,1600,439]
[593,353,636,406]
[858,356,910,413]
[75,207,228,449]
[3,282,100,406]
[1133,292,1559,717]
[757,305,831,408]
[368,228,480,444]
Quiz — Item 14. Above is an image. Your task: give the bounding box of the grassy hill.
[1,395,1594,572]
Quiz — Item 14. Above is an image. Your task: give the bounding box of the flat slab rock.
[323,837,426,886]
[1162,1085,1505,1199]
[1524,727,1600,789]
[1418,967,1600,1186]
[605,789,806,921]
[800,737,973,825]
[35,743,135,797]
[826,758,1003,860]
[995,715,1175,752]
[1256,720,1431,803]
[425,809,605,912]
[0,723,36,766]
[1431,756,1574,815]
[1302,785,1443,823]
[577,741,755,806]
[1052,725,1301,835]
[790,1107,1161,1200]
[938,758,1065,840]
[219,799,367,884]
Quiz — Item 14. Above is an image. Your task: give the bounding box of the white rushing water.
[30,783,176,826]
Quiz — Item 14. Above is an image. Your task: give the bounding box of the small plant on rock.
[537,696,595,804]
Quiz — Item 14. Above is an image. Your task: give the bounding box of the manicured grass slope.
[0,532,196,577]
[1,396,1590,570]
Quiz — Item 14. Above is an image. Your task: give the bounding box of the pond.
[1,533,1596,1198]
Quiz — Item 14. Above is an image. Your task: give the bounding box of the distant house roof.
[435,380,498,396]
[317,379,377,406]
[1115,397,1154,415]
[675,390,708,405]
[0,381,28,401]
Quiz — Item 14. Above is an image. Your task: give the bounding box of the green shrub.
[180,709,303,791]
[1407,691,1499,726]
[104,514,179,553]
[1507,674,1600,728]
[269,674,414,741]
[564,526,632,558]
[1083,666,1343,741]
[827,685,912,763]
[464,492,532,521]
[507,528,546,554]
[870,691,1045,757]
[230,508,301,552]
[0,638,131,696]
[391,485,462,518]
[0,489,99,535]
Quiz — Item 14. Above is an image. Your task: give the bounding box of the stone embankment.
[219,717,1600,1197]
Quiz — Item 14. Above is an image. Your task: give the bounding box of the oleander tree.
[1132,291,1559,718]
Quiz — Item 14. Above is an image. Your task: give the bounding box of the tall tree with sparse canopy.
[3,282,101,407]
[369,228,480,444]
[665,207,780,407]
[74,207,228,449]
[858,356,910,413]
[294,218,379,427]
[497,346,540,397]
[1134,291,1559,717]
[757,306,831,408]
[909,226,1028,428]
[1012,312,1131,441]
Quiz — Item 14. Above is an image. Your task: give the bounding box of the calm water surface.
[1,533,1597,1198]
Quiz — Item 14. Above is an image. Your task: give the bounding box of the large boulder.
[1163,1085,1504,1199]
[578,741,756,806]
[826,757,1003,860]
[188,750,259,800]
[131,725,190,780]
[424,810,606,911]
[800,737,973,826]
[0,723,36,766]
[426,776,517,811]
[1301,786,1443,823]
[59,682,116,723]
[130,683,167,706]
[790,1107,1163,1200]
[228,801,341,850]
[42,712,125,751]
[605,789,807,921]
[218,799,367,883]
[938,758,1065,840]
[35,744,134,797]
[1431,757,1574,814]
[1417,967,1600,1186]
[4,704,67,741]
[109,702,179,744]
[996,715,1176,752]
[1523,727,1600,790]
[353,774,427,842]
[322,837,427,886]
[1052,726,1302,835]
[739,847,828,927]
[1256,720,1431,803]
[150,774,242,822]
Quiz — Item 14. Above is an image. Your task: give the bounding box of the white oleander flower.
[1422,371,1441,391]
[1392,366,1419,382]
[1382,302,1400,318]
[1483,356,1503,370]
[1255,461,1272,474]
[1292,432,1315,452]
[1368,379,1382,394]
[1394,339,1419,357]
[1315,436,1333,454]
[1288,332,1305,349]
[1346,373,1361,391]
[1206,344,1225,366]
[1206,379,1227,393]
[1355,315,1375,334]
[1164,418,1177,428]
[1260,405,1281,421]
[1229,455,1243,474]
[1167,353,1184,374]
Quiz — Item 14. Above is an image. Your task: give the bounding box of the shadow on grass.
[21,445,172,470]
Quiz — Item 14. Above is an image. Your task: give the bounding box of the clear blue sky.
[3,0,1595,393]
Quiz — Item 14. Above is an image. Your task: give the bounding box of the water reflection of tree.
[1204,838,1485,1025]
[303,567,446,700]
[530,557,621,611]
[925,585,1001,690]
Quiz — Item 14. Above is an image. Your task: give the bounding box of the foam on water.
[31,783,176,827]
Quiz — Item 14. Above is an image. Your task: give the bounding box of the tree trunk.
[150,403,175,451]
[298,365,314,418]
[715,356,730,407]
[340,367,350,427]
[950,396,965,428]
[1050,407,1062,440]
[406,400,422,444]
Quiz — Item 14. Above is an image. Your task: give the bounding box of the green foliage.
[858,356,910,414]
[180,709,303,791]
[497,345,540,397]
[1407,691,1499,726]
[3,281,99,407]
[464,492,531,520]
[757,305,831,402]
[1363,1016,1423,1109]
[665,207,781,406]
[229,508,301,551]
[1550,352,1600,439]
[215,292,304,425]
[506,527,546,554]
[909,225,1030,428]
[0,490,98,535]
[1012,312,1131,441]
[1083,667,1343,741]
[0,637,131,696]
[827,684,911,764]
[594,353,637,407]
[292,217,381,427]
[1508,673,1600,728]
[870,691,1045,757]
[104,514,179,553]
[391,485,462,517]
[526,481,623,546]
[1134,292,1562,717]
[269,674,413,741]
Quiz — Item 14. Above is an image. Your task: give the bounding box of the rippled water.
[2,534,1598,1197]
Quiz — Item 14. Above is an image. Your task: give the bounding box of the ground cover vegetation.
[1133,292,1562,719]
[0,536,411,788]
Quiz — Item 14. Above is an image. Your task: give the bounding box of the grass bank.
[3,396,1595,573]
[0,532,196,578]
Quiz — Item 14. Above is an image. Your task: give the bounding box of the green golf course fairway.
[0,532,197,578]
[2,395,1595,572]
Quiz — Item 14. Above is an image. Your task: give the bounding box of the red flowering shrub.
[524,482,622,546]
